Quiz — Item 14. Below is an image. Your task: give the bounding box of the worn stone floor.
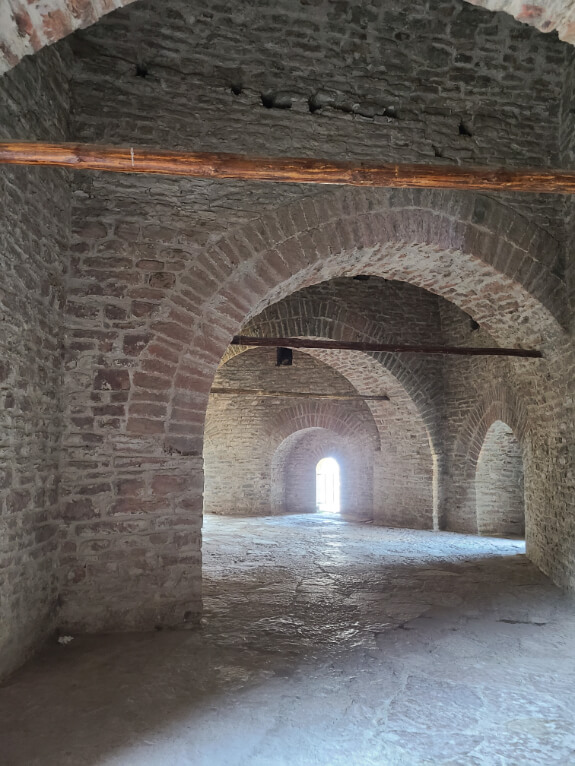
[1,513,575,766]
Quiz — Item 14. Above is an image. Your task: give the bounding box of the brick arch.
[450,383,529,533]
[220,338,428,457]
[0,1,137,75]
[127,186,566,451]
[237,291,442,451]
[465,1,575,46]
[208,343,382,450]
[268,401,380,449]
[270,427,373,519]
[241,296,438,411]
[218,341,436,528]
[455,382,528,467]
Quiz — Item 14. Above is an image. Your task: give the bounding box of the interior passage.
[3,0,575,762]
[1,514,574,766]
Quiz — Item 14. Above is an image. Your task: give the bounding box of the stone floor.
[1,513,575,765]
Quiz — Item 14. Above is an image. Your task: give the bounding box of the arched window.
[316,457,340,513]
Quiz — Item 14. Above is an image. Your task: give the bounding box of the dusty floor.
[1,513,575,766]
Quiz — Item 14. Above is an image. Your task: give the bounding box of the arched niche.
[476,420,525,538]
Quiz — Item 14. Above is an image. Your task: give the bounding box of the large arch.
[57,186,572,632]
[126,187,565,447]
[220,287,438,528]
[124,187,566,546]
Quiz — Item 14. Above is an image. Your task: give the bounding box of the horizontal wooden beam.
[232,335,543,358]
[210,387,390,401]
[1,142,575,194]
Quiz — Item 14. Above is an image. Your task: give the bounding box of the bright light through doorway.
[316,457,340,513]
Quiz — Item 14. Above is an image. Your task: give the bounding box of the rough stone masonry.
[1,0,575,682]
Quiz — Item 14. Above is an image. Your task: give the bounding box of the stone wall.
[476,420,525,536]
[2,0,575,672]
[204,348,378,519]
[3,0,575,78]
[0,44,70,679]
[67,0,569,236]
[235,278,439,529]
[560,48,575,325]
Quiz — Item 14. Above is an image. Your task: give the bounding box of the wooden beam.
[1,142,575,194]
[232,336,543,359]
[210,387,390,401]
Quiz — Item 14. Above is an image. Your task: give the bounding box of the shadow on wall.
[476,421,525,538]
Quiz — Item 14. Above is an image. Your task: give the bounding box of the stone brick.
[126,417,166,435]
[149,272,176,289]
[4,0,575,686]
[94,369,130,391]
[151,475,189,495]
[123,333,151,356]
[61,499,96,521]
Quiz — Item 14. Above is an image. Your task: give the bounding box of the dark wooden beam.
[232,336,543,359]
[210,387,390,401]
[1,142,575,194]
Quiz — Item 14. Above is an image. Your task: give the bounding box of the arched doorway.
[476,421,525,537]
[316,457,340,513]
[270,427,372,519]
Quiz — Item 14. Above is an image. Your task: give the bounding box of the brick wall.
[2,0,575,674]
[234,278,438,529]
[204,347,378,519]
[67,0,569,237]
[3,1,575,78]
[560,49,575,326]
[476,420,525,536]
[0,44,70,679]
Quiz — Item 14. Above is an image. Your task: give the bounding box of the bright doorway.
[316,457,340,513]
